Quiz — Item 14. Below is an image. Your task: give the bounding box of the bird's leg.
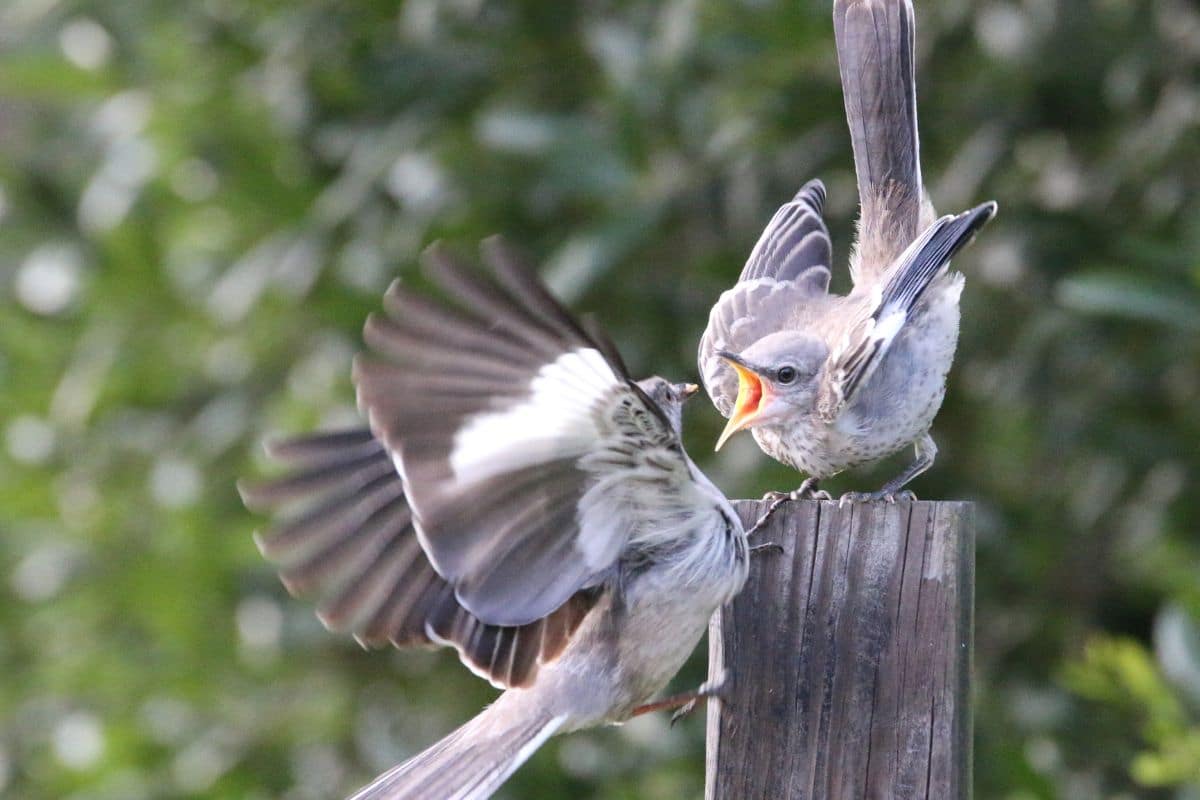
[837,434,937,506]
[631,669,729,726]
[873,433,937,499]
[761,476,831,503]
[745,494,791,538]
[792,476,833,501]
[743,491,794,554]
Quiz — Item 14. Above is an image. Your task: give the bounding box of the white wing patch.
[574,480,627,570]
[821,305,908,423]
[872,309,906,344]
[449,348,620,486]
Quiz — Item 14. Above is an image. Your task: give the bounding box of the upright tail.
[348,692,567,800]
[834,0,924,279]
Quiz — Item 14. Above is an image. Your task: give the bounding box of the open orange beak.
[715,353,771,451]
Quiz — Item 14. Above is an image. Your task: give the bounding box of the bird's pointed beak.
[680,382,700,400]
[715,352,771,451]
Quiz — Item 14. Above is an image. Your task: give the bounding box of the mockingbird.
[241,239,770,800]
[699,0,997,502]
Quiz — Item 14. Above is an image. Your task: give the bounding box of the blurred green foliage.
[1,0,1199,798]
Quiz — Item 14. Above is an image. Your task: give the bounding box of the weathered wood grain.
[705,500,973,800]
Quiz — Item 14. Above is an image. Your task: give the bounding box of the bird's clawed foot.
[746,493,790,538]
[761,477,831,504]
[631,668,729,726]
[670,699,699,727]
[836,488,918,508]
[749,541,784,557]
[670,669,729,726]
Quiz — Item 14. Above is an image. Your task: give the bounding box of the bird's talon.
[837,491,861,507]
[837,487,917,506]
[749,541,784,556]
[792,476,825,500]
[763,477,827,503]
[670,699,698,726]
[747,495,790,537]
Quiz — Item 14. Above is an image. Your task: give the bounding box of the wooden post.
[705,500,973,800]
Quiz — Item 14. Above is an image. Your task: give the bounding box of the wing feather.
[245,237,729,687]
[699,279,820,417]
[819,202,997,420]
[739,180,833,284]
[239,428,598,689]
[355,239,711,627]
[700,180,834,416]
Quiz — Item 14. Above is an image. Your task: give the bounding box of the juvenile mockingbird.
[241,239,765,800]
[699,0,997,502]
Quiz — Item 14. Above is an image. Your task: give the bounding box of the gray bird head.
[635,376,699,436]
[714,331,827,450]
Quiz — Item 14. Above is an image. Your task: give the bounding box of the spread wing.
[818,202,997,421]
[354,237,711,627]
[238,429,597,689]
[699,180,833,416]
[738,180,833,284]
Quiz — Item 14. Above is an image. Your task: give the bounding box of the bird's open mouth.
[715,358,767,451]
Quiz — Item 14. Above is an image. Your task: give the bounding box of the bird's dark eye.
[777,366,798,384]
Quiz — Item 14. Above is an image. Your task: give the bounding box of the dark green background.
[2,1,1199,798]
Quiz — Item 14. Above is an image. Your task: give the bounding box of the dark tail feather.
[879,201,998,316]
[348,696,566,800]
[835,0,922,255]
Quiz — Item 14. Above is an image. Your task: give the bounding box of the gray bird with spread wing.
[241,239,767,800]
[699,0,997,502]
